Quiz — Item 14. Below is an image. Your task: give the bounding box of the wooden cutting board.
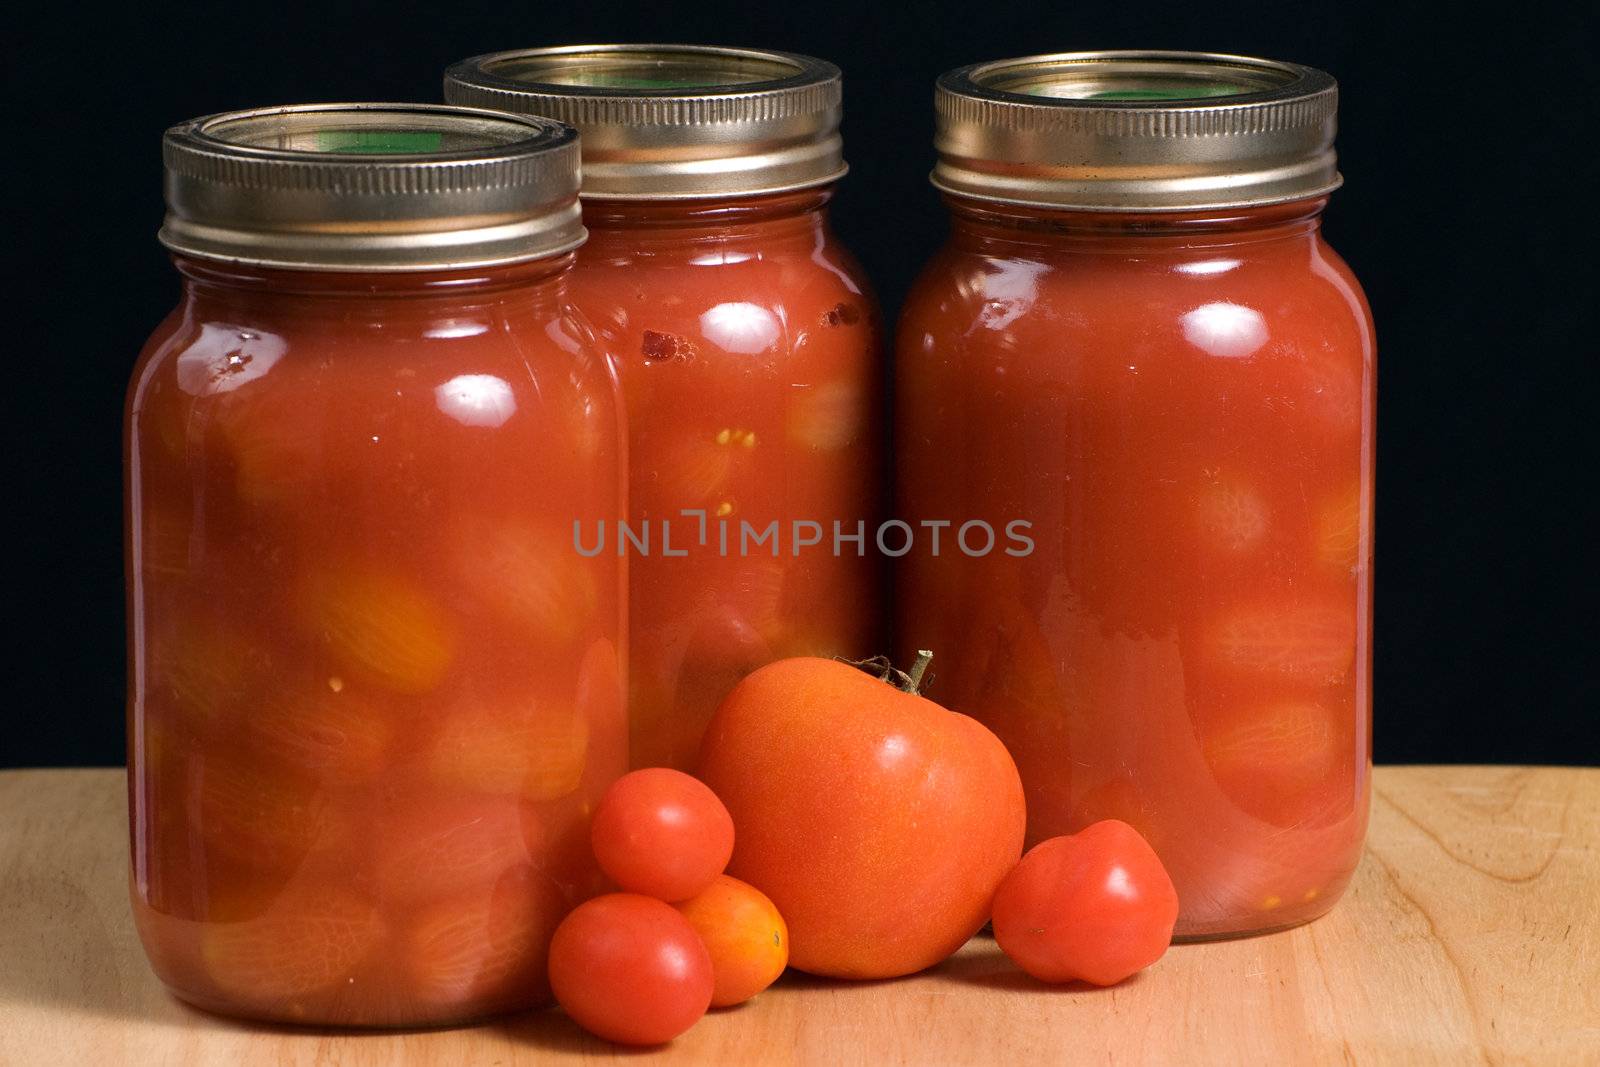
[1,765,1595,1065]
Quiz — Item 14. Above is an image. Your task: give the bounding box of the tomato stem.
[905,650,933,695]
[836,650,935,697]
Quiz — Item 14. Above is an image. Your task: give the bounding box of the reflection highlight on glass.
[435,374,517,428]
[1181,302,1269,359]
[1174,258,1242,277]
[423,319,490,339]
[700,302,780,354]
[176,324,286,396]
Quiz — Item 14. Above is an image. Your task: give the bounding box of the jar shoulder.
[573,225,872,291]
[131,295,615,402]
[898,234,1374,363]
[569,233,880,365]
[125,291,624,494]
[128,304,193,416]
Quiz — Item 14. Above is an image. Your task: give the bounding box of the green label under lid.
[495,51,791,90]
[313,130,446,154]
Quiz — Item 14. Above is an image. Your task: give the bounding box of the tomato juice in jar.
[446,47,885,769]
[126,105,626,1024]
[897,53,1375,938]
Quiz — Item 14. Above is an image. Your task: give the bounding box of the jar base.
[1172,894,1342,943]
[163,983,546,1031]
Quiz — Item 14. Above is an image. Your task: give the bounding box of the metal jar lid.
[160,103,585,271]
[933,51,1341,211]
[443,45,845,200]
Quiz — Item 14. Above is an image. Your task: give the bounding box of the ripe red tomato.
[698,656,1025,979]
[590,768,735,902]
[991,820,1179,986]
[547,893,714,1045]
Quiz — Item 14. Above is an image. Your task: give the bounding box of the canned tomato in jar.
[126,104,626,1024]
[896,52,1375,939]
[446,46,886,770]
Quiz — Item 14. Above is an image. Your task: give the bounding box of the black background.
[6,1,1596,768]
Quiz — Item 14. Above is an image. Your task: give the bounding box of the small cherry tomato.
[591,768,735,902]
[547,893,713,1045]
[677,874,788,1007]
[991,820,1179,986]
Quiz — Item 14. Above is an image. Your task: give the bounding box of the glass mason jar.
[446,46,885,770]
[897,53,1375,939]
[125,105,627,1025]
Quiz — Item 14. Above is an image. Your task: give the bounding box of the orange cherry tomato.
[991,820,1179,986]
[590,768,735,902]
[698,656,1025,979]
[676,875,788,1007]
[547,893,713,1046]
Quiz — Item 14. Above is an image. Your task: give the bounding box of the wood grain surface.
[1,765,1595,1065]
